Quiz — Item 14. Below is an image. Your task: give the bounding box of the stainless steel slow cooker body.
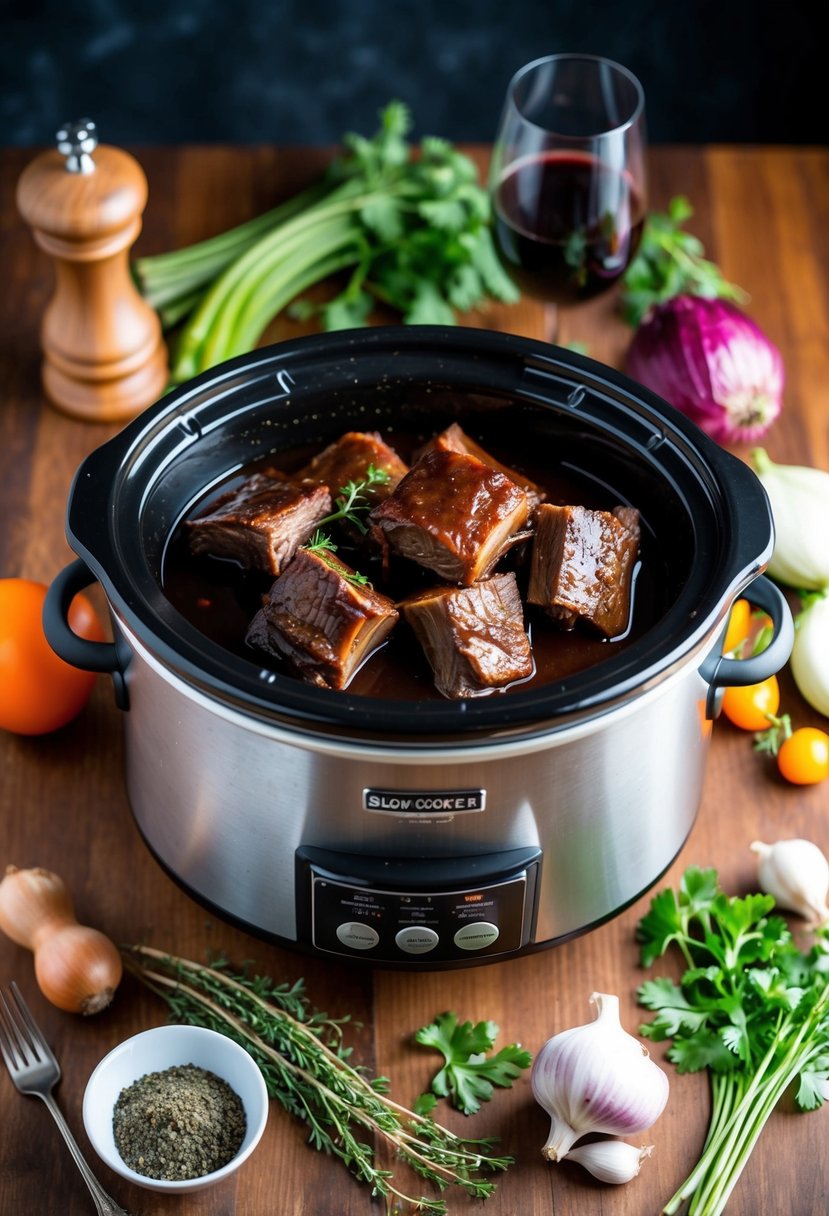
[46,327,793,969]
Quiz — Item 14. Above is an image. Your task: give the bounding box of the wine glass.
[489,53,647,342]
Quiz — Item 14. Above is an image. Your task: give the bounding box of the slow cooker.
[45,327,793,969]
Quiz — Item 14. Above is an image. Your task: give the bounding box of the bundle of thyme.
[122,947,512,1213]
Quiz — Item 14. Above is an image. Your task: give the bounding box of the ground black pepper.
[112,1062,246,1181]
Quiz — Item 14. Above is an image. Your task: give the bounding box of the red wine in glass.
[490,54,648,338]
[493,151,646,305]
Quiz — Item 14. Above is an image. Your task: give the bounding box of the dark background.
[1,0,825,148]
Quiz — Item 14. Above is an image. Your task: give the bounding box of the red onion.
[625,295,784,444]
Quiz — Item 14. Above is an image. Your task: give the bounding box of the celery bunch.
[133,102,519,386]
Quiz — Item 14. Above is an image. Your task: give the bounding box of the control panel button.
[335,921,379,951]
[453,921,500,951]
[395,926,439,955]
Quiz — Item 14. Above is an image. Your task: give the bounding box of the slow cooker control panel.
[296,846,541,965]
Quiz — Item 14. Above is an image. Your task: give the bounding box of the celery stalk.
[134,179,331,310]
[215,221,364,360]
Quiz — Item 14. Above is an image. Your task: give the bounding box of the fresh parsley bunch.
[637,866,829,1216]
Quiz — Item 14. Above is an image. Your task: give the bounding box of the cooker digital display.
[296,846,541,965]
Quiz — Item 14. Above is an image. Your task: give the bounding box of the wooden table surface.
[1,143,828,1216]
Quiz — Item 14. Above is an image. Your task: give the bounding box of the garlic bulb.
[751,839,829,924]
[565,1140,653,1184]
[750,449,829,590]
[790,593,829,718]
[531,992,669,1161]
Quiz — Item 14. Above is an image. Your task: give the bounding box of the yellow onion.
[0,866,122,1015]
[790,593,829,717]
[751,450,829,591]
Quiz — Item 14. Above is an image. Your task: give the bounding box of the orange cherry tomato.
[0,578,105,735]
[723,598,752,655]
[777,727,829,785]
[721,674,781,731]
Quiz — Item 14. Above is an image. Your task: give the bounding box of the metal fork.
[0,982,133,1216]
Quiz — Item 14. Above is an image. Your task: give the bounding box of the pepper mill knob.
[15,119,168,422]
[56,118,99,174]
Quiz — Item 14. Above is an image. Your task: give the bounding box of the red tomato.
[721,675,780,731]
[777,727,829,785]
[0,578,105,735]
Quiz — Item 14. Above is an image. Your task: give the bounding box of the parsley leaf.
[413,1011,532,1116]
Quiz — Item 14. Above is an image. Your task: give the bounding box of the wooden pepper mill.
[16,119,169,422]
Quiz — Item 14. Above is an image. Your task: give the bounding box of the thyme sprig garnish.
[318,463,391,534]
[303,463,391,586]
[122,947,511,1212]
[302,532,371,586]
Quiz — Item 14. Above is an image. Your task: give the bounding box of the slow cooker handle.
[43,558,129,710]
[700,574,794,718]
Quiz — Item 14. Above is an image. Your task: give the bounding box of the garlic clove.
[751,838,829,924]
[565,1140,654,1184]
[531,992,669,1162]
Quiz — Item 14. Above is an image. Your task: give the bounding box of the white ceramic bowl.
[83,1024,269,1193]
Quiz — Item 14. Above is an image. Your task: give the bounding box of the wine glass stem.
[547,302,560,345]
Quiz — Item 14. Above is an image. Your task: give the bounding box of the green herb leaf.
[320,289,374,332]
[359,195,405,242]
[668,1028,741,1075]
[796,1057,829,1110]
[636,886,685,966]
[619,195,748,328]
[301,466,390,585]
[414,1011,532,1116]
[404,281,458,326]
[637,977,710,1037]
